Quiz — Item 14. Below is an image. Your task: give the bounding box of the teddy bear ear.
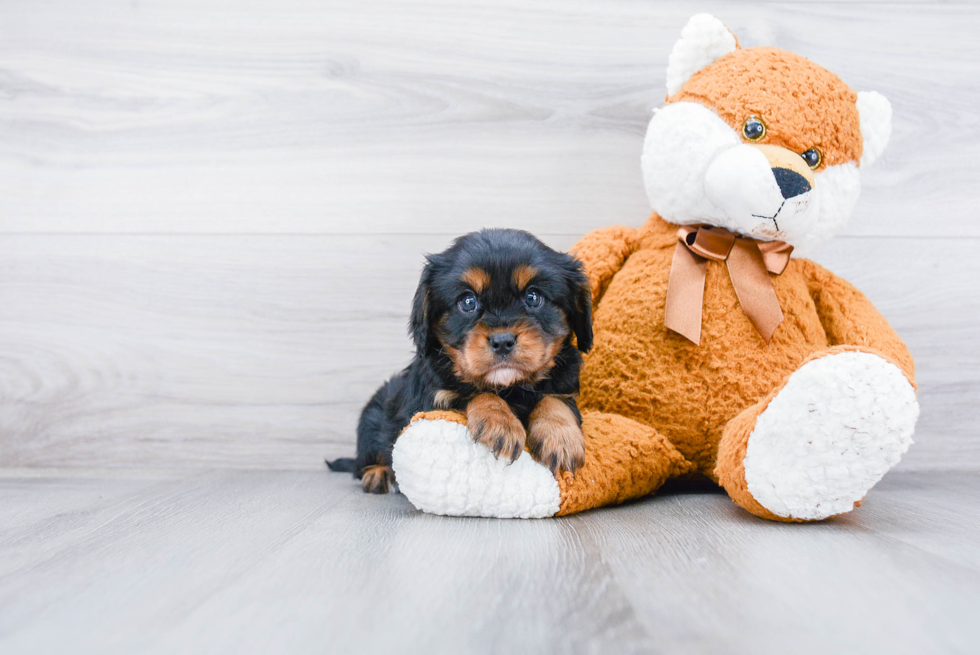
[665,14,738,97]
[856,91,892,167]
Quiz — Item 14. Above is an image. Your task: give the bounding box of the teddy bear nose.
[772,167,812,199]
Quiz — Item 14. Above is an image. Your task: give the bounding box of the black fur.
[326,229,593,491]
[325,457,355,472]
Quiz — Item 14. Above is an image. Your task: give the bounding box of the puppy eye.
[524,289,543,309]
[458,292,479,313]
[801,148,822,169]
[742,116,766,142]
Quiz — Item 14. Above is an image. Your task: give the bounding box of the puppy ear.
[409,261,434,354]
[561,255,593,353]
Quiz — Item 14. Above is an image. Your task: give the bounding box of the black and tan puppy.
[327,228,593,493]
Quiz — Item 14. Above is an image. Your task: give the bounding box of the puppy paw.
[466,393,526,463]
[361,464,396,494]
[530,428,585,475]
[528,396,585,475]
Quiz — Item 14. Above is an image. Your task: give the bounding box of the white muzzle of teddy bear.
[642,101,864,256]
[703,143,817,241]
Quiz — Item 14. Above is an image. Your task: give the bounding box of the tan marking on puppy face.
[669,47,863,168]
[458,323,496,380]
[528,396,585,475]
[442,319,568,389]
[361,464,395,494]
[433,389,458,409]
[512,264,538,290]
[509,320,568,383]
[466,393,526,462]
[460,267,490,293]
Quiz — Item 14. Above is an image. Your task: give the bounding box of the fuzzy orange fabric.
[580,214,825,474]
[567,213,915,515]
[570,225,641,305]
[407,410,467,429]
[556,412,693,516]
[800,261,916,383]
[670,47,863,169]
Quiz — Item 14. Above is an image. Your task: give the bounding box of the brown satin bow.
[664,225,794,345]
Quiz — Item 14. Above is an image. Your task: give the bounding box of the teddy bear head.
[641,14,892,254]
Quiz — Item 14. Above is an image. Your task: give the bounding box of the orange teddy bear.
[391,14,919,522]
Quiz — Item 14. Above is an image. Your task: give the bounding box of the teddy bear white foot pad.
[743,351,919,521]
[392,418,561,518]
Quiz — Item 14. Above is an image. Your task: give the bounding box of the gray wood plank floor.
[0,469,977,655]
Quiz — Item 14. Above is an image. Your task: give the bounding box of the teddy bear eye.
[801,148,822,169]
[742,117,766,141]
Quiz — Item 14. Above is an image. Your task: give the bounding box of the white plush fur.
[392,418,561,519]
[641,101,863,256]
[704,143,791,237]
[743,352,919,521]
[642,102,740,227]
[666,14,737,97]
[857,91,893,167]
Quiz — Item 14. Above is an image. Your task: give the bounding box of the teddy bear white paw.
[392,418,561,518]
[743,351,918,520]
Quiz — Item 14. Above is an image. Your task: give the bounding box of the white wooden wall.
[1,0,977,471]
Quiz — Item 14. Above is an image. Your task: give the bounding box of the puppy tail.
[325,457,356,473]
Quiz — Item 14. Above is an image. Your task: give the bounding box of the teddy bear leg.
[392,410,693,518]
[715,347,919,522]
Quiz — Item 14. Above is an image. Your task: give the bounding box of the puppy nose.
[772,167,812,199]
[489,332,517,355]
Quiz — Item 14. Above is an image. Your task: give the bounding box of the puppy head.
[410,229,592,390]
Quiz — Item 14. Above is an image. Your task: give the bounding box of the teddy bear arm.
[392,410,693,518]
[569,226,640,306]
[801,260,915,384]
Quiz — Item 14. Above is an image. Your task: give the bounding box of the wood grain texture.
[579,472,980,655]
[0,469,977,654]
[1,3,976,652]
[0,233,976,471]
[1,0,978,237]
[0,1,977,471]
[0,233,553,469]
